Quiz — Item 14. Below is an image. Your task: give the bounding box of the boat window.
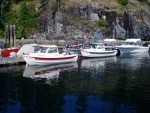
[134,42,137,45]
[98,46,102,49]
[40,47,48,53]
[122,42,126,45]
[136,42,141,46]
[48,48,57,53]
[34,46,41,52]
[99,44,104,46]
[129,42,134,45]
[90,45,96,49]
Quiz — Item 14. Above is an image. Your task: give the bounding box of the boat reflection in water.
[23,63,77,85]
[81,56,117,69]
[79,56,117,80]
[118,51,150,70]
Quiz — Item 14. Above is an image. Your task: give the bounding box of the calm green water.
[0,52,150,113]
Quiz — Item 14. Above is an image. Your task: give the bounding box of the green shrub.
[117,0,128,6]
[98,18,108,27]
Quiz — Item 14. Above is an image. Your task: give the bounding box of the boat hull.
[81,50,117,58]
[23,54,78,66]
[117,46,149,54]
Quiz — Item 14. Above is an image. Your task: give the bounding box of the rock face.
[37,0,150,40]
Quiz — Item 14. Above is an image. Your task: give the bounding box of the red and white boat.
[23,45,78,66]
[1,47,19,57]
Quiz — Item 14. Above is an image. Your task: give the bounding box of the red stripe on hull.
[33,56,75,60]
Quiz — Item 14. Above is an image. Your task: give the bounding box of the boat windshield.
[48,48,57,53]
[122,41,141,46]
[89,43,104,48]
[122,42,134,45]
[34,46,42,52]
[40,47,48,53]
[89,44,96,48]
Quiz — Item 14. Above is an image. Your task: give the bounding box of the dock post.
[10,25,12,48]
[5,25,9,48]
[13,25,16,47]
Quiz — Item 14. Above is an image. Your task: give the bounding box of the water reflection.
[23,63,78,85]
[0,52,150,113]
[81,56,117,69]
[117,52,150,70]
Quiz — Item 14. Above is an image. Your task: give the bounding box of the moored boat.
[116,39,150,54]
[1,47,19,57]
[80,43,117,58]
[22,45,78,66]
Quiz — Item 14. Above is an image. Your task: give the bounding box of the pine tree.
[17,1,38,38]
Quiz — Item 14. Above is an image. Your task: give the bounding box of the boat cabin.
[37,45,59,54]
[122,39,142,46]
[88,43,105,50]
[104,39,116,46]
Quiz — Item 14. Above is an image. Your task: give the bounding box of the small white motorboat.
[116,39,150,54]
[80,43,117,58]
[22,45,78,66]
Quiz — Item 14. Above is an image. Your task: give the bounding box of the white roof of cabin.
[39,45,58,48]
[125,39,141,42]
[104,39,116,42]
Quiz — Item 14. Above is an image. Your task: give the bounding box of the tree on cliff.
[0,0,12,38]
[17,1,38,38]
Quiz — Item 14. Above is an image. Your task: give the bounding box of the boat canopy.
[104,39,116,42]
[38,45,58,48]
[125,39,141,42]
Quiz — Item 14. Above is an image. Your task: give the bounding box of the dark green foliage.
[0,25,4,38]
[0,0,12,38]
[4,11,18,25]
[117,0,128,6]
[17,1,38,38]
[13,0,34,4]
[98,18,108,27]
[0,19,4,38]
[0,0,38,39]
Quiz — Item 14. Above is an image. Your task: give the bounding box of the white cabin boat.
[80,43,117,58]
[22,45,78,66]
[116,39,150,54]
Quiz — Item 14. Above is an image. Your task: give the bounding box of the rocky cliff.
[37,0,150,40]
